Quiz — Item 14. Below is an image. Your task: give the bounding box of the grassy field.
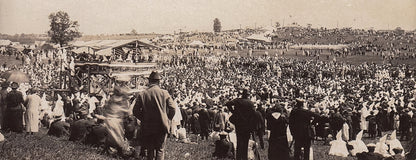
[0,128,411,160]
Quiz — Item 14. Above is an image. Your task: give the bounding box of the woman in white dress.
[25,89,41,135]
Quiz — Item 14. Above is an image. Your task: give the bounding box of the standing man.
[133,71,176,160]
[411,109,416,141]
[225,89,256,160]
[5,82,25,133]
[289,98,317,160]
[0,82,8,130]
[252,106,265,149]
[399,109,411,141]
[198,107,210,140]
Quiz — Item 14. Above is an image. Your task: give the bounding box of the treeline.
[0,33,161,44]
[0,33,49,44]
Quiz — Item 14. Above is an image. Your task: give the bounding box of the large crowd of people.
[0,27,416,160]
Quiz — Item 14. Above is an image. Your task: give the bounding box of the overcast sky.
[0,0,415,35]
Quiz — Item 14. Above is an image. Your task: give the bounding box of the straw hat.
[219,131,228,136]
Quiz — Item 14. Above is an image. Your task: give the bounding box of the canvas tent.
[0,40,11,46]
[71,39,161,56]
[188,40,205,47]
[246,34,272,43]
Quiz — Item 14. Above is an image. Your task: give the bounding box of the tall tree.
[213,18,221,33]
[275,22,281,28]
[130,29,138,35]
[48,11,81,47]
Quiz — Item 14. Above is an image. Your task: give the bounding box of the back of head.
[148,71,161,84]
[241,89,249,99]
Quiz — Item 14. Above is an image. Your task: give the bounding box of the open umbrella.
[2,70,30,83]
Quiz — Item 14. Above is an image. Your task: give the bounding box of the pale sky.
[0,0,415,35]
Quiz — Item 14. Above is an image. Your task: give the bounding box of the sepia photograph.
[0,0,416,159]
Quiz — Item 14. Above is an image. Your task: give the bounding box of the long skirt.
[5,108,24,132]
[268,136,290,160]
[104,118,130,152]
[25,109,39,132]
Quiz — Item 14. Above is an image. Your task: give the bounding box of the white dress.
[360,106,369,130]
[25,94,41,132]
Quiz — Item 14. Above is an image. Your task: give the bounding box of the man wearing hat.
[4,82,24,132]
[225,88,257,160]
[133,71,176,160]
[0,82,8,130]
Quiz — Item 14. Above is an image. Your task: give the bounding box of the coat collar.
[148,84,160,88]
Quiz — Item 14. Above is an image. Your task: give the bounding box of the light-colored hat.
[219,131,228,136]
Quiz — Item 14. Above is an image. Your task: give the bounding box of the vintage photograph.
[0,0,416,159]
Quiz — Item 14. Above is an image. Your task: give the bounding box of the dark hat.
[10,82,18,89]
[295,98,305,108]
[148,71,161,80]
[241,89,250,96]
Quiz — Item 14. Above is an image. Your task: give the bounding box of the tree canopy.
[48,11,81,47]
[213,18,221,33]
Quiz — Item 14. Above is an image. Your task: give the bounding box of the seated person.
[212,131,234,159]
[47,116,70,137]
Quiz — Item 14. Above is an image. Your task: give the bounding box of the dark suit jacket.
[225,98,256,132]
[289,108,316,140]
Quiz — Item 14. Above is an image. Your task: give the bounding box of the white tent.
[0,39,11,46]
[160,35,174,40]
[246,34,272,43]
[188,40,205,47]
[72,47,94,54]
[95,47,113,56]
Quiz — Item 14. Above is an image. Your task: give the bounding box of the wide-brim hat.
[10,82,19,89]
[148,71,161,80]
[219,131,228,136]
[113,86,133,97]
[367,143,376,147]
